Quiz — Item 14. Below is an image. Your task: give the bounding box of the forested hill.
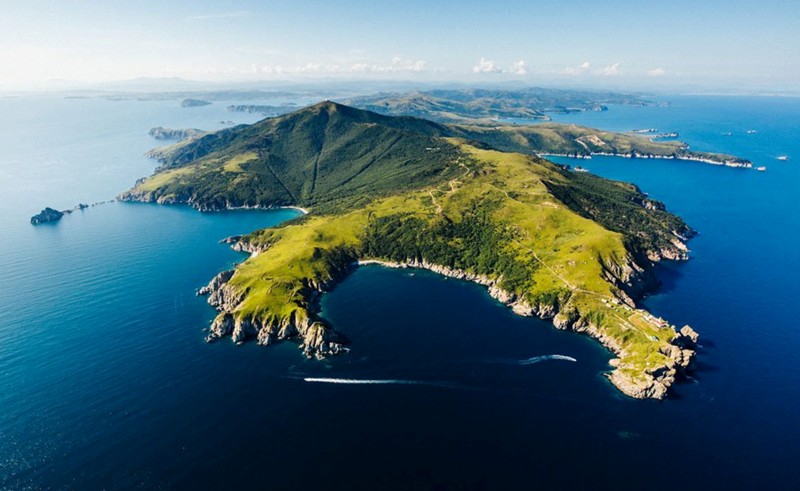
[123,101,747,214]
[125,101,461,211]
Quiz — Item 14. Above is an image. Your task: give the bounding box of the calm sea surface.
[0,95,798,490]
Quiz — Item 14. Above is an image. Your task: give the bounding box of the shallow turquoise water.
[0,95,798,490]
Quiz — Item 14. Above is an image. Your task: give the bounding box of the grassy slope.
[220,142,692,398]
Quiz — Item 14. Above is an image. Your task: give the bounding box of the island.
[180,98,212,108]
[119,101,713,399]
[30,207,64,224]
[344,87,661,124]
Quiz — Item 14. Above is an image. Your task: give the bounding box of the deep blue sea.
[0,94,798,490]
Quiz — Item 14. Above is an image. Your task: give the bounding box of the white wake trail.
[518,354,577,365]
[303,378,424,385]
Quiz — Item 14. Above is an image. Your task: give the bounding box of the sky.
[0,0,798,93]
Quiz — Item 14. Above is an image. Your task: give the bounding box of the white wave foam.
[518,354,577,365]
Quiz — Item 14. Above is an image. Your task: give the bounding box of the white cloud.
[511,60,527,75]
[256,65,285,75]
[647,67,666,77]
[600,62,620,76]
[563,61,591,75]
[386,56,427,72]
[352,57,428,73]
[473,58,502,74]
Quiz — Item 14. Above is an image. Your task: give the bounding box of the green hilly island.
[120,101,708,399]
[344,87,651,123]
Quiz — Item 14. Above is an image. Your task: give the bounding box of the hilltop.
[120,101,703,399]
[126,102,457,212]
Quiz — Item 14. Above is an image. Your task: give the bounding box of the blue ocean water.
[0,95,798,490]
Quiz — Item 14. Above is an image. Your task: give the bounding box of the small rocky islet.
[30,202,108,225]
[30,207,65,224]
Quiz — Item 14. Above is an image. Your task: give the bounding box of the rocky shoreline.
[198,258,349,359]
[354,258,697,399]
[117,189,310,215]
[540,151,753,168]
[198,237,697,400]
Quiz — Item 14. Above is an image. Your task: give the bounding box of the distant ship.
[756,166,767,171]
[747,129,758,134]
[776,156,789,161]
[573,166,590,173]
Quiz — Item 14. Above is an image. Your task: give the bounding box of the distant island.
[180,98,212,108]
[448,123,751,168]
[344,87,664,124]
[116,101,727,399]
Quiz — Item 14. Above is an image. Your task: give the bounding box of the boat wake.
[303,377,424,385]
[300,377,462,389]
[517,354,577,365]
[296,355,577,388]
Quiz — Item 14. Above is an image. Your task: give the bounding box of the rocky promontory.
[199,261,348,358]
[148,127,206,140]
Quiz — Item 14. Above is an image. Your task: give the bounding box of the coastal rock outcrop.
[148,127,205,140]
[30,207,64,225]
[199,255,347,358]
